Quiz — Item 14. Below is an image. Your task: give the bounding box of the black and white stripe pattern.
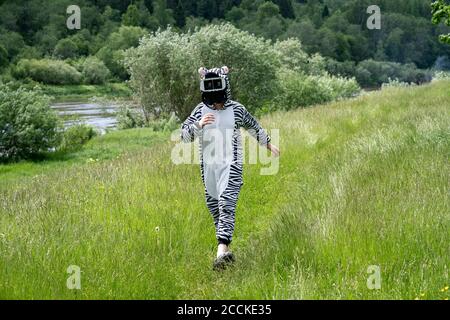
[181,66,271,245]
[181,100,271,244]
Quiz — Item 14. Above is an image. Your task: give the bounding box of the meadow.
[0,81,449,299]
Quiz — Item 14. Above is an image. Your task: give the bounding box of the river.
[51,101,119,133]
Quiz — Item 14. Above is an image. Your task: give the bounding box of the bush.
[0,85,61,162]
[124,23,280,119]
[146,113,179,132]
[0,31,25,60]
[124,28,199,120]
[381,78,417,89]
[276,69,360,110]
[354,60,432,88]
[124,23,360,119]
[117,105,146,130]
[324,75,361,100]
[59,124,97,152]
[13,59,82,85]
[327,59,433,88]
[433,71,450,81]
[191,24,280,114]
[81,57,111,84]
[274,39,325,76]
[96,48,128,81]
[325,58,357,78]
[53,38,79,59]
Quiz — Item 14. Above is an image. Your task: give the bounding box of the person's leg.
[205,192,230,258]
[216,164,243,252]
[205,192,220,234]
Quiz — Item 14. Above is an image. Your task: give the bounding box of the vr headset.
[200,77,227,92]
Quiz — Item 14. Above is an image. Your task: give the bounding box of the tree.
[0,45,8,70]
[53,38,79,59]
[107,26,148,50]
[174,0,186,27]
[96,26,147,80]
[225,6,246,23]
[122,3,140,26]
[152,0,176,27]
[0,31,25,59]
[273,0,295,19]
[385,28,405,62]
[254,1,286,40]
[257,1,281,22]
[431,0,450,44]
[322,5,330,18]
[197,0,218,20]
[82,56,111,84]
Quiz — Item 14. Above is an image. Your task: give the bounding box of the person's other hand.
[267,143,280,157]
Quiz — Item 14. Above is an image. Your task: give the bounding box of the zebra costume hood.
[198,66,232,107]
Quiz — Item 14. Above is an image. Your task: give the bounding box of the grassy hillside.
[0,81,449,299]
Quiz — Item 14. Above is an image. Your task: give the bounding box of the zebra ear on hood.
[198,67,207,79]
[221,66,229,75]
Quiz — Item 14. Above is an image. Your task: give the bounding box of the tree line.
[0,0,449,87]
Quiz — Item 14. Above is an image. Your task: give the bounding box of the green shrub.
[324,74,361,100]
[0,85,61,162]
[147,113,179,132]
[0,45,8,70]
[327,59,433,88]
[433,71,450,81]
[53,38,79,59]
[274,39,325,76]
[117,106,146,130]
[0,31,25,60]
[13,59,82,85]
[276,69,360,110]
[381,78,417,89]
[59,124,97,152]
[325,58,357,78]
[96,48,128,81]
[81,57,111,85]
[124,23,360,118]
[124,23,280,119]
[354,60,432,88]
[276,70,328,109]
[192,24,280,114]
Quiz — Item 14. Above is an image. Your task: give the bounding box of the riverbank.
[18,82,132,102]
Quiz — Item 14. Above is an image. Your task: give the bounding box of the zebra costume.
[181,66,271,246]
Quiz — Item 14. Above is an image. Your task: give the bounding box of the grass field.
[0,81,449,299]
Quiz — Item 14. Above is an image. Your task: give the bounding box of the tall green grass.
[0,81,449,299]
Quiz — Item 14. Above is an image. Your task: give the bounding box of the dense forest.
[0,0,449,87]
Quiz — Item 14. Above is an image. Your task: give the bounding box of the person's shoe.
[213,252,235,271]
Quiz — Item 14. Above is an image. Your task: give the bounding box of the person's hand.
[267,143,280,157]
[199,113,215,128]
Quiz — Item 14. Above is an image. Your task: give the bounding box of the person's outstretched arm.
[241,106,280,157]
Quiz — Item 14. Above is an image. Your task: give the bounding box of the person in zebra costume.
[181,66,280,270]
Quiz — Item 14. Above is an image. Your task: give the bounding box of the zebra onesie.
[181,66,271,246]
